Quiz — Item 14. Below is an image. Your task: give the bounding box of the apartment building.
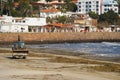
[102,0,118,14]
[77,0,118,15]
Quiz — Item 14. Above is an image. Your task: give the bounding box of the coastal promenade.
[0,32,120,44]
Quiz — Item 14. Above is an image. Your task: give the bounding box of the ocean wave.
[102,42,120,46]
[95,53,120,57]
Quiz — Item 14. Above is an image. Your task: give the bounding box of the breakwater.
[0,32,120,44]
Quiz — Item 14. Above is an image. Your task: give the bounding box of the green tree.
[63,0,77,12]
[46,17,52,23]
[116,18,120,25]
[67,2,77,12]
[99,13,107,22]
[58,16,67,23]
[88,11,99,19]
[0,0,13,15]
[64,0,71,3]
[99,10,119,25]
[4,0,39,17]
[106,10,118,24]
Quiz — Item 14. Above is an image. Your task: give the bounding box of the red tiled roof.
[14,18,23,20]
[72,0,78,3]
[44,23,73,28]
[40,9,60,12]
[14,2,19,7]
[31,0,77,6]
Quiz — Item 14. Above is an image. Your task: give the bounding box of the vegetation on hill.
[0,0,39,17]
[0,0,77,17]
[89,10,120,26]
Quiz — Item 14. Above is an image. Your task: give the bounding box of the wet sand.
[29,48,120,62]
[0,48,120,80]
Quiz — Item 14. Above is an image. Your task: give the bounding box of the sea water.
[28,42,120,57]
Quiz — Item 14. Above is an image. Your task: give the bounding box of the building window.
[96,5,99,7]
[12,20,14,22]
[104,5,107,7]
[23,20,26,23]
[89,5,91,7]
[107,5,112,7]
[96,1,99,4]
[79,2,81,4]
[16,20,18,23]
[79,6,81,8]
[86,2,88,4]
[89,1,91,4]
[114,8,117,11]
[79,9,81,12]
[104,9,107,11]
[96,9,99,11]
[114,5,118,7]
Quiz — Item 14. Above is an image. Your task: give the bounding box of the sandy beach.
[0,48,120,80]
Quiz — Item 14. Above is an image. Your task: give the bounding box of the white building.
[0,15,46,32]
[40,9,64,18]
[77,0,118,15]
[77,0,101,15]
[102,0,118,14]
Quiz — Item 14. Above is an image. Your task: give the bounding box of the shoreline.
[29,48,120,63]
[0,47,120,63]
[0,40,120,45]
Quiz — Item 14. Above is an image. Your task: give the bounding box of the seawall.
[0,32,120,44]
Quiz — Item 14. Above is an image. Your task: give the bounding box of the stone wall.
[0,32,120,44]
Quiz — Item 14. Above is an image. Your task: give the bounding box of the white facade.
[0,15,46,32]
[40,11,62,18]
[102,0,118,14]
[77,0,101,15]
[77,0,118,15]
[40,9,64,18]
